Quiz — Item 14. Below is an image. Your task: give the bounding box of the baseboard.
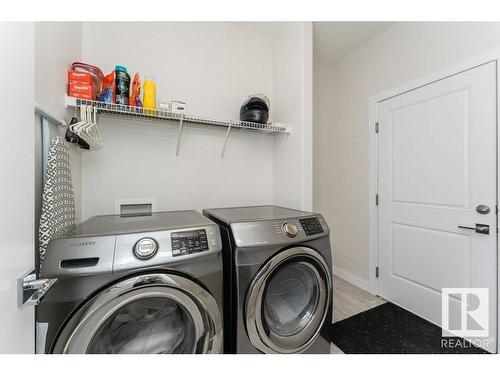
[333,266,371,293]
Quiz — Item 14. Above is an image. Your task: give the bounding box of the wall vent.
[114,199,157,217]
[120,203,153,217]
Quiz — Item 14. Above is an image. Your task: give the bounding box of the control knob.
[282,222,298,238]
[134,238,158,259]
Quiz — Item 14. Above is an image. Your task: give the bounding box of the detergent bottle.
[143,77,156,111]
[114,65,130,105]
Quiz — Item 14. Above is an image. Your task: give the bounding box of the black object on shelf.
[240,94,270,124]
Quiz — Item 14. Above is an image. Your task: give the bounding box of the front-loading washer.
[36,210,223,354]
[203,205,333,354]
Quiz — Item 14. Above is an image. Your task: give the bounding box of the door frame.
[368,48,500,351]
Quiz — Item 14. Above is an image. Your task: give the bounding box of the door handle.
[458,224,490,235]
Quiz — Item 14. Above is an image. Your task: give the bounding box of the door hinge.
[375,194,379,206]
[375,122,379,133]
[375,266,379,278]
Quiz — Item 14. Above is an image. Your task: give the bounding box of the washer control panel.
[171,229,209,257]
[134,237,159,259]
[112,225,221,273]
[299,217,324,236]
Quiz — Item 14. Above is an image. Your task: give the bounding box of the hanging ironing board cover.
[39,137,76,268]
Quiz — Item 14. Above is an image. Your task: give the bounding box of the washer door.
[245,247,332,353]
[53,273,222,354]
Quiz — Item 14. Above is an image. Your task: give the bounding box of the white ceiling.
[314,22,394,63]
[232,22,284,37]
[233,22,394,64]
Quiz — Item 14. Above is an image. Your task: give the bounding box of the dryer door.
[53,273,222,354]
[245,247,332,353]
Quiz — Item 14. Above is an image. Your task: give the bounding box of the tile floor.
[330,276,385,354]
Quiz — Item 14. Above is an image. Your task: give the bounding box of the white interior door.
[0,23,35,353]
[378,62,497,352]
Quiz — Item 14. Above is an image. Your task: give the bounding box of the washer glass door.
[54,273,222,354]
[88,295,196,354]
[246,247,331,353]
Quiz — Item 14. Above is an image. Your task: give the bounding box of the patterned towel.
[39,137,76,269]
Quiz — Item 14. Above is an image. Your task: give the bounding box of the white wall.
[35,22,83,220]
[314,22,500,283]
[273,22,313,211]
[35,23,82,123]
[0,22,35,353]
[80,22,276,219]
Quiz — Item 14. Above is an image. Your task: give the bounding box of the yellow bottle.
[143,77,156,112]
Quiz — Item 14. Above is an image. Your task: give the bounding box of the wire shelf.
[65,96,288,135]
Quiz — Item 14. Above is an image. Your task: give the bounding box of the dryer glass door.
[246,247,332,353]
[53,273,222,354]
[264,262,320,337]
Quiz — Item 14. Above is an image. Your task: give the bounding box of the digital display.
[171,229,209,257]
[299,217,324,236]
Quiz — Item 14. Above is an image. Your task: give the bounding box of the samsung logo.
[70,241,96,247]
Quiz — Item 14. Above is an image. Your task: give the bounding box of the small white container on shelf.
[157,101,171,111]
[170,101,186,114]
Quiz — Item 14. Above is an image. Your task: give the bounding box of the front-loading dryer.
[203,205,333,354]
[36,210,223,354]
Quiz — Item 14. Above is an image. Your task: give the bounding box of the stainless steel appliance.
[203,205,332,354]
[36,210,223,354]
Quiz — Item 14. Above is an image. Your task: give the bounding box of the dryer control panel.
[231,214,329,248]
[299,217,324,236]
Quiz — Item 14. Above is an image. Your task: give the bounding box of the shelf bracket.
[220,123,233,160]
[175,115,184,159]
[18,270,57,306]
